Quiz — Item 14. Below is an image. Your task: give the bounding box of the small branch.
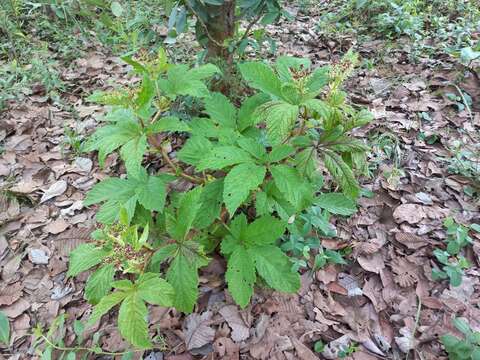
[160,148,204,184]
[184,1,223,48]
[230,6,266,55]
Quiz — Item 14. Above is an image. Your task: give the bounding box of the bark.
[204,0,236,61]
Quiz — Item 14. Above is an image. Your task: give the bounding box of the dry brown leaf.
[393,203,427,224]
[357,252,385,274]
[394,232,427,249]
[0,283,23,306]
[44,218,69,234]
[40,180,67,203]
[183,311,215,351]
[219,305,250,343]
[391,258,418,287]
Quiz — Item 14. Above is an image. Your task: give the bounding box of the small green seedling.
[441,318,480,360]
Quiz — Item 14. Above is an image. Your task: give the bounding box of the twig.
[184,1,223,48]
[160,147,204,184]
[406,296,422,360]
[230,6,266,55]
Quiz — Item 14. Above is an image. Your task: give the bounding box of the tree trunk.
[204,0,236,61]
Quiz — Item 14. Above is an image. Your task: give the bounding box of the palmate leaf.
[223,163,266,216]
[84,170,172,224]
[222,214,299,308]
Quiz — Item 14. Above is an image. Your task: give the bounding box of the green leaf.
[166,254,199,313]
[315,193,357,216]
[306,66,330,95]
[188,64,221,81]
[453,318,471,335]
[197,146,253,171]
[323,150,360,199]
[267,144,295,163]
[225,245,256,308]
[251,245,300,292]
[204,93,237,128]
[88,291,127,326]
[135,175,168,213]
[67,244,110,277]
[137,273,174,307]
[173,187,203,240]
[302,98,330,119]
[0,311,9,345]
[223,163,266,216]
[85,264,115,304]
[118,293,151,348]
[244,215,286,247]
[146,116,190,134]
[237,137,267,161]
[275,56,311,82]
[238,93,270,131]
[111,1,124,17]
[257,101,299,144]
[239,62,283,99]
[194,179,224,229]
[149,244,177,271]
[270,164,313,210]
[177,136,213,166]
[84,117,142,167]
[120,133,147,177]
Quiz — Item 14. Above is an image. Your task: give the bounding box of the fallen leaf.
[219,305,250,343]
[40,180,67,203]
[393,204,426,224]
[184,311,215,351]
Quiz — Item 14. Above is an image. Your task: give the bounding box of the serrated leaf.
[270,164,313,210]
[188,64,221,80]
[223,163,266,216]
[197,146,253,171]
[147,116,190,134]
[121,133,147,177]
[194,179,224,229]
[135,175,168,213]
[149,244,177,272]
[88,291,127,326]
[204,93,237,128]
[237,137,267,160]
[173,187,203,240]
[323,150,360,199]
[118,292,151,348]
[0,311,9,345]
[238,93,270,131]
[315,193,357,216]
[177,136,214,166]
[68,244,110,277]
[251,245,300,292]
[166,254,199,313]
[267,144,295,163]
[244,215,285,247]
[302,98,330,119]
[85,264,115,304]
[225,245,256,308]
[275,56,311,82]
[239,62,283,99]
[306,66,330,96]
[257,101,299,144]
[137,273,174,307]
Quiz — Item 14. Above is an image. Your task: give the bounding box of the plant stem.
[160,147,204,184]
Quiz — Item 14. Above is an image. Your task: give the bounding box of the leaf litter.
[0,2,479,360]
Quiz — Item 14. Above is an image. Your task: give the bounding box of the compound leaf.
[225,245,256,308]
[85,263,115,304]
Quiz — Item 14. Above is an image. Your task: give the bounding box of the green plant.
[69,49,370,349]
[0,310,9,345]
[32,313,153,358]
[431,218,477,286]
[441,318,480,360]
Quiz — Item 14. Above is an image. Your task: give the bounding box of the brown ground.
[0,5,479,360]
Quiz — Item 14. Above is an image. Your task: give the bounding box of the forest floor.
[0,2,479,360]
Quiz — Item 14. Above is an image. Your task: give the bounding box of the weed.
[432,218,478,286]
[441,318,480,360]
[66,49,371,349]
